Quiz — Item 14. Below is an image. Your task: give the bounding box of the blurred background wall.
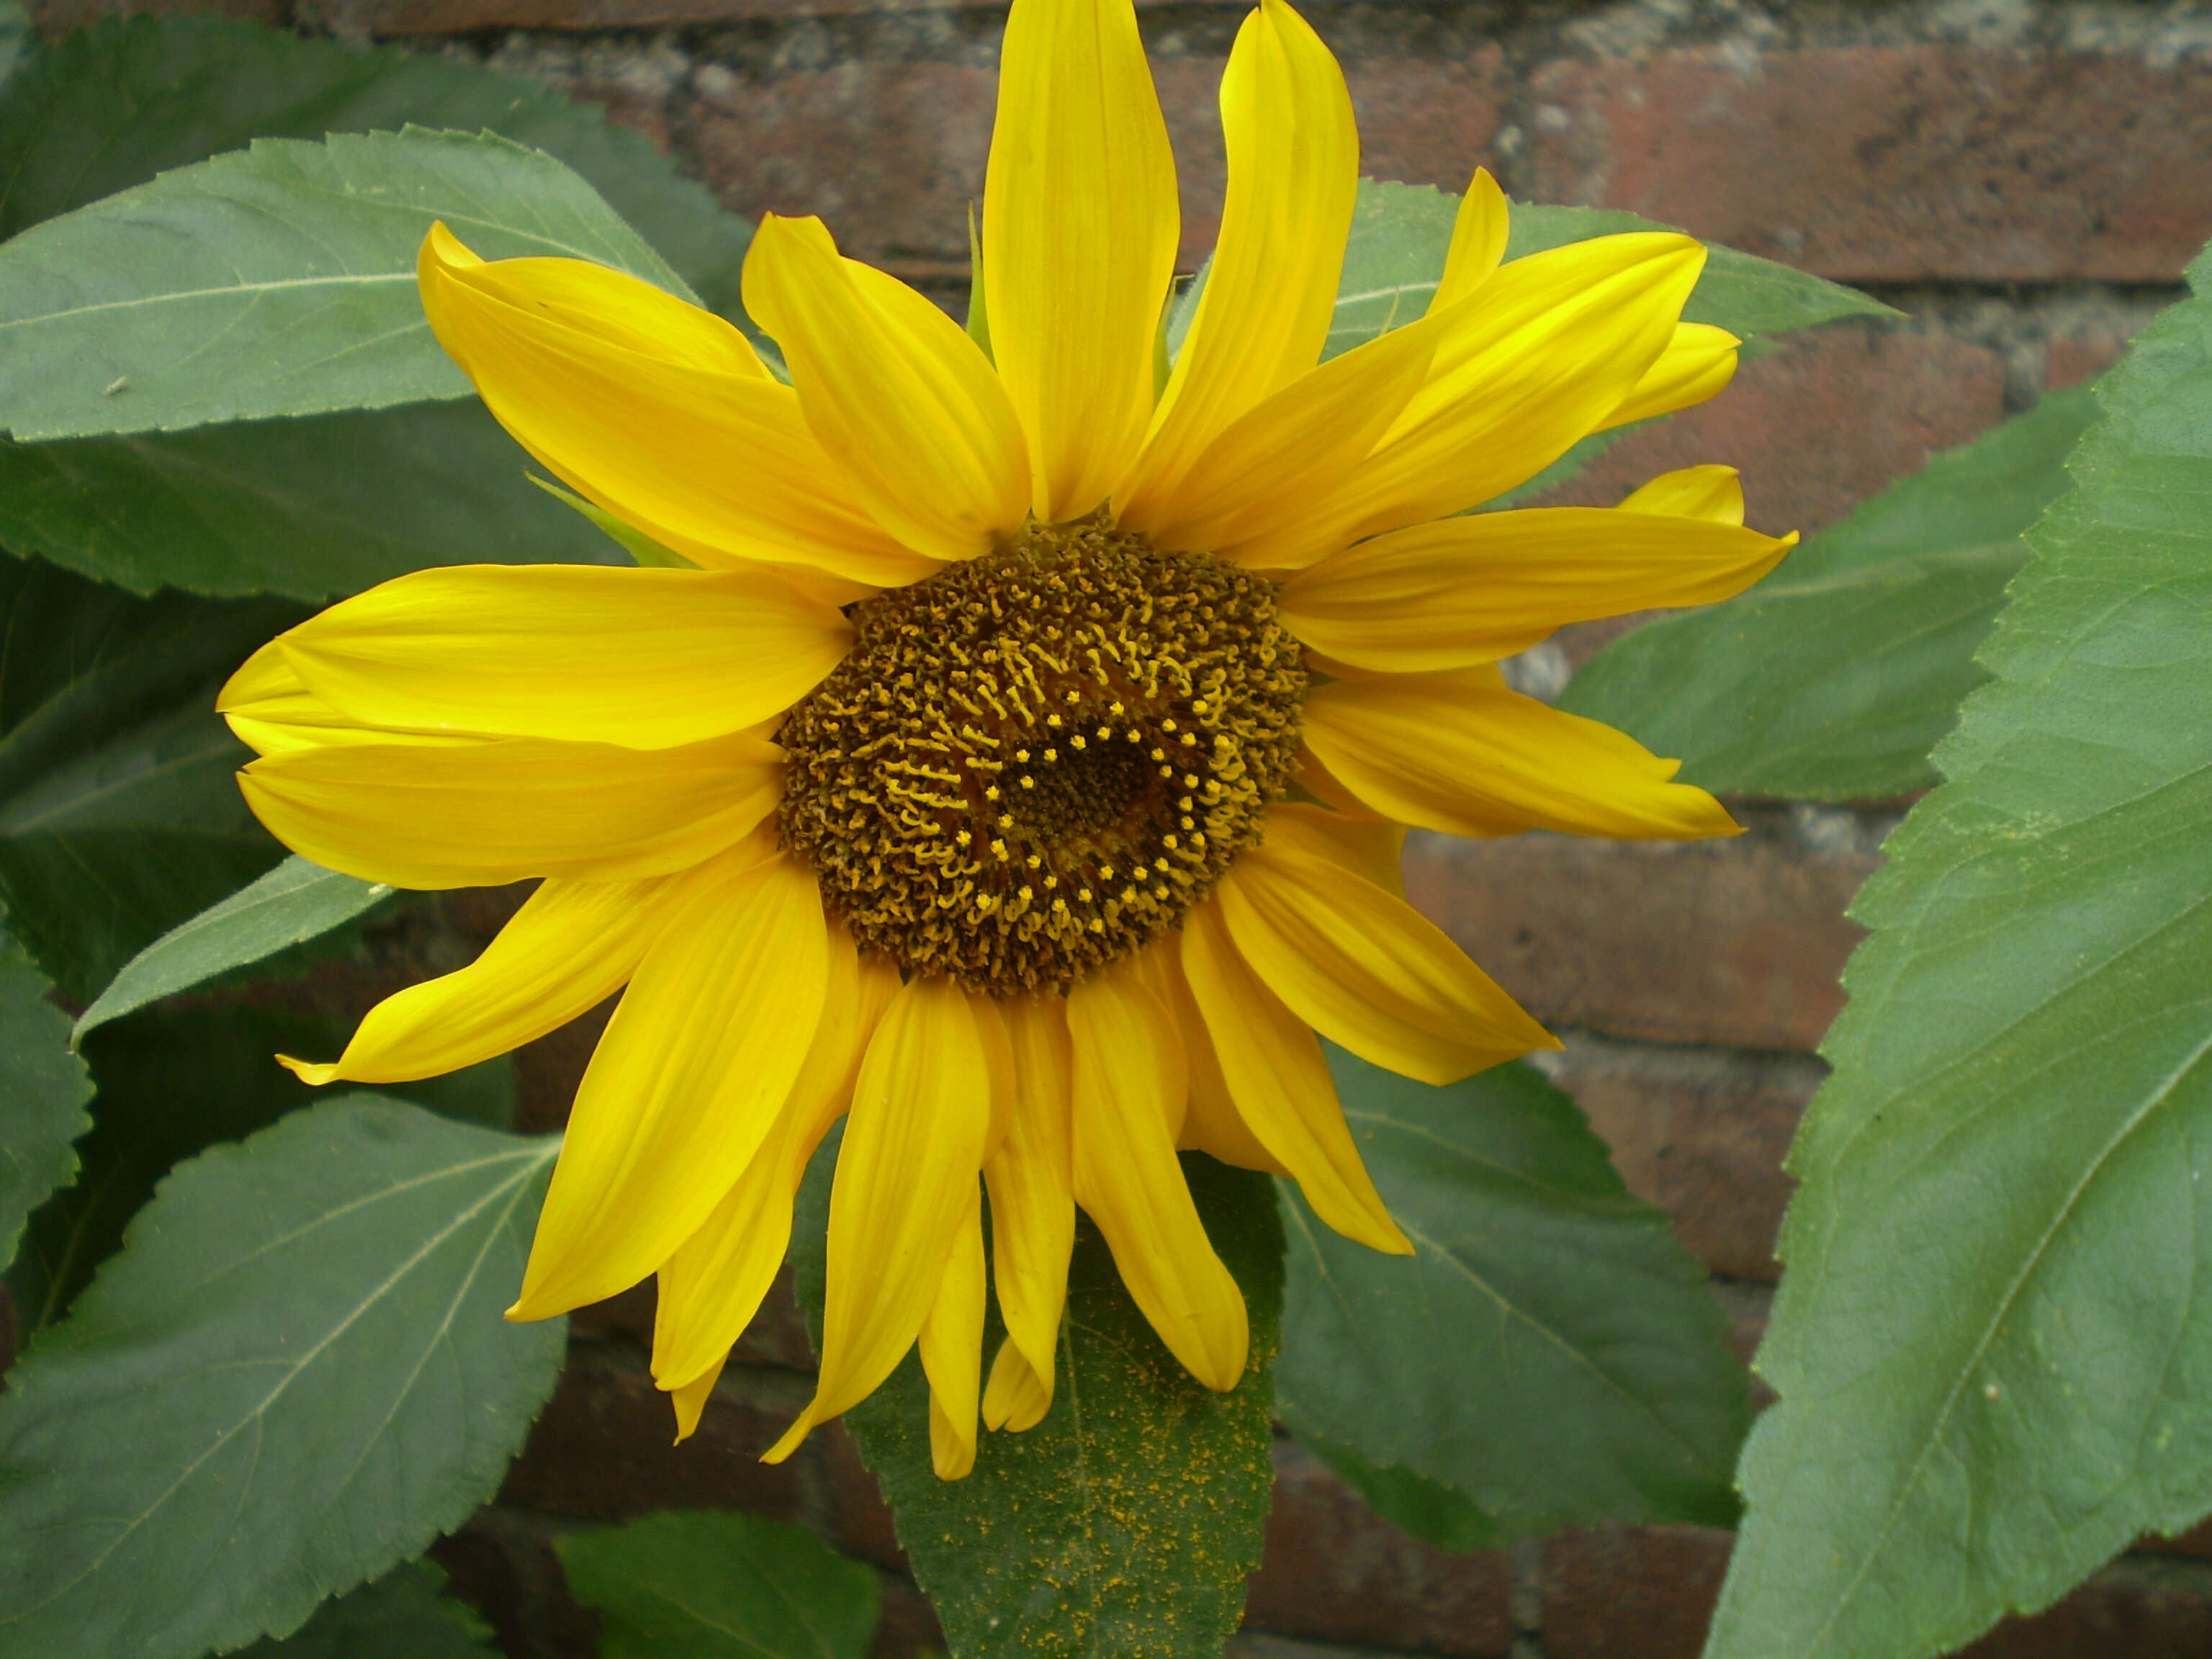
[22,0,2212,1652]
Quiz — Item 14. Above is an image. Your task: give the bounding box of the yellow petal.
[222,650,478,757]
[1279,503,1795,673]
[1218,841,1555,1087]
[983,0,1179,520]
[1303,665,1742,841]
[1182,901,1406,1252]
[650,925,873,1393]
[670,1360,723,1444]
[1619,463,1745,524]
[419,224,932,593]
[1066,961,1249,1392]
[984,1336,1053,1434]
[278,871,681,1087]
[1115,0,1356,521]
[1601,321,1739,431]
[742,215,1029,562]
[1235,233,1707,568]
[264,564,848,751]
[238,729,781,890]
[511,850,829,1317]
[920,1184,986,1480]
[1262,801,1407,897]
[1430,167,1510,313]
[765,977,995,1462]
[1120,297,1443,557]
[1128,942,1282,1173]
[985,995,1076,1408]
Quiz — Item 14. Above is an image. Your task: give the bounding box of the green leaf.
[557,1511,882,1659]
[0,555,300,1000]
[0,1095,563,1659]
[529,474,696,569]
[233,1561,497,1659]
[0,127,688,442]
[0,935,93,1270]
[1324,181,1891,362]
[0,14,750,317]
[10,1006,511,1331]
[0,405,624,601]
[1277,1049,1748,1547]
[1704,246,2212,1659]
[793,1140,1282,1658]
[73,856,390,1043]
[1562,387,2099,801]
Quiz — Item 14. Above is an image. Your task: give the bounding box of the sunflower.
[219,0,1794,1480]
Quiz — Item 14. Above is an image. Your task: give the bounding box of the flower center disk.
[778,516,1307,994]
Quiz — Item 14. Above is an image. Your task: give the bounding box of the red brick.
[362,0,1244,32]
[1959,1565,2212,1658]
[871,1578,948,1659]
[1541,1524,1732,1659]
[1524,46,2212,285]
[1553,1042,1814,1280]
[1245,1441,1516,1657]
[1402,829,1873,1053]
[2046,325,2139,393]
[28,0,278,34]
[500,1348,811,1521]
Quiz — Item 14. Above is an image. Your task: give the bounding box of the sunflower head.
[220,0,1795,1480]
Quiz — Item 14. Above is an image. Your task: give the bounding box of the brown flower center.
[776,514,1306,995]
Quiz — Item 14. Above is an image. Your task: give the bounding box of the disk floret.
[778,515,1307,994]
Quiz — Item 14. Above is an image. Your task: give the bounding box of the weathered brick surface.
[1403,825,1874,1054]
[1246,1441,1516,1656]
[27,0,278,34]
[1551,1037,1818,1280]
[1524,46,2212,284]
[1542,1523,1733,1659]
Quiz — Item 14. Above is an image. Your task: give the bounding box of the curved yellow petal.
[1218,841,1555,1087]
[765,977,995,1462]
[1116,0,1356,523]
[1066,961,1249,1392]
[1279,503,1796,674]
[1619,463,1746,523]
[221,649,477,757]
[264,564,849,751]
[670,1362,723,1444]
[1303,665,1741,841]
[278,871,683,1087]
[238,728,781,890]
[511,850,829,1317]
[1262,801,1407,897]
[919,1185,987,1480]
[1119,298,1442,557]
[1601,321,1739,431]
[419,225,931,594]
[984,1336,1053,1434]
[1129,941,1282,1173]
[1430,167,1510,314]
[982,0,1178,520]
[743,215,1029,562]
[650,925,876,1396]
[1181,899,1408,1253]
[1231,233,1707,568]
[985,995,1076,1415]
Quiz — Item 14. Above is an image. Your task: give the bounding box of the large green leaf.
[1704,246,2212,1659]
[1277,1049,1746,1549]
[74,856,390,1043]
[0,556,300,1000]
[234,1562,497,1659]
[0,1096,562,1659]
[1563,387,2098,801]
[0,127,687,441]
[10,1006,511,1334]
[0,13,750,318]
[0,405,621,601]
[0,0,27,92]
[0,935,92,1270]
[793,1141,1281,1658]
[557,1511,881,1659]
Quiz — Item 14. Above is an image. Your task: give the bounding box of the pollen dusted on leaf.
[775,512,1307,994]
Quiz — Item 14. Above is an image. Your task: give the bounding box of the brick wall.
[28,0,2212,1651]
